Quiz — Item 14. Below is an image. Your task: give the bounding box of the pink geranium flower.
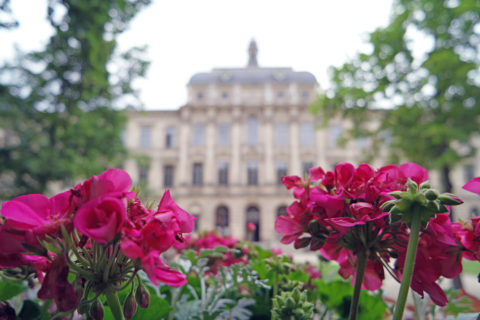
[74,196,126,244]
[463,177,480,196]
[141,251,187,286]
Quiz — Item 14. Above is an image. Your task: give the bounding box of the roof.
[188,67,317,86]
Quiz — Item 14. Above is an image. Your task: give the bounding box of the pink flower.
[157,190,196,234]
[0,192,71,241]
[74,197,126,244]
[141,251,186,286]
[271,247,283,255]
[463,177,480,196]
[247,222,256,231]
[71,168,134,209]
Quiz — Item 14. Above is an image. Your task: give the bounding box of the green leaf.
[0,280,25,300]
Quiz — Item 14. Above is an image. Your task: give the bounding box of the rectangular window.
[299,123,314,146]
[193,162,203,186]
[276,161,288,185]
[274,123,289,146]
[192,124,205,146]
[464,164,475,183]
[164,165,174,188]
[218,161,229,185]
[247,160,258,185]
[329,125,342,147]
[165,127,177,148]
[139,166,149,184]
[140,126,152,148]
[303,162,314,177]
[217,124,230,146]
[247,116,258,146]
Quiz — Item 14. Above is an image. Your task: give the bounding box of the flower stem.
[348,251,367,320]
[271,271,279,320]
[393,209,422,320]
[105,290,125,320]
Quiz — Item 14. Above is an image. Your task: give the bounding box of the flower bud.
[419,181,431,189]
[135,284,151,309]
[89,299,104,320]
[123,292,136,319]
[424,189,439,201]
[407,178,418,192]
[438,193,463,205]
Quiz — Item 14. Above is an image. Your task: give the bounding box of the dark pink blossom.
[74,197,126,244]
[463,177,480,196]
[141,251,186,286]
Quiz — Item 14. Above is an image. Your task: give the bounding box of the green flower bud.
[438,193,463,206]
[135,284,151,309]
[89,299,104,320]
[424,189,439,201]
[123,292,136,319]
[407,178,418,192]
[419,181,431,189]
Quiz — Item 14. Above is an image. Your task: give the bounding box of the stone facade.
[124,41,480,247]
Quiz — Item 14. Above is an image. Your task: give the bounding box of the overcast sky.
[1,0,393,110]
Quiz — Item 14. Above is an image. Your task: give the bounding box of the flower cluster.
[175,231,248,274]
[0,169,195,316]
[275,162,466,306]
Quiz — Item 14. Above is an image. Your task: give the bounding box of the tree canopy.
[0,0,150,197]
[312,0,480,192]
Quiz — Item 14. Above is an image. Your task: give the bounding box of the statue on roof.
[248,39,258,68]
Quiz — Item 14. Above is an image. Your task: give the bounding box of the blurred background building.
[123,41,480,246]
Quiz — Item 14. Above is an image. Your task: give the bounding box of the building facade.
[124,41,480,246]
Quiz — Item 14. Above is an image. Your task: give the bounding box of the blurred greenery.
[312,0,480,196]
[0,0,151,197]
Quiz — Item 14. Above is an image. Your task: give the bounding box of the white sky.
[1,0,393,110]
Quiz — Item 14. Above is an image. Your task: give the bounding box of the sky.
[1,0,393,110]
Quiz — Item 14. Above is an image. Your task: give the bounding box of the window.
[197,92,204,100]
[356,136,369,149]
[193,162,203,186]
[247,161,258,185]
[192,124,205,146]
[471,207,479,218]
[246,206,260,241]
[193,215,199,232]
[464,164,475,183]
[299,123,314,146]
[165,127,177,148]
[216,206,230,235]
[329,125,342,147]
[218,161,228,185]
[140,126,152,148]
[277,91,284,98]
[164,165,174,188]
[302,162,313,177]
[276,161,288,185]
[221,91,229,99]
[139,166,149,184]
[247,116,258,146]
[217,124,230,146]
[274,123,289,146]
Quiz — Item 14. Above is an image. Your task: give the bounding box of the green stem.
[271,270,279,320]
[105,290,125,320]
[393,210,422,320]
[348,251,367,320]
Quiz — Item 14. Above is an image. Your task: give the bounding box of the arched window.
[246,205,260,242]
[275,206,287,239]
[215,205,230,235]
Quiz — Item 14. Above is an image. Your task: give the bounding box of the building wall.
[124,77,480,247]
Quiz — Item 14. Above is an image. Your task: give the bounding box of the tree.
[313,0,480,197]
[0,0,150,197]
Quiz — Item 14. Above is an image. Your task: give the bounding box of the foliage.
[311,0,480,193]
[0,0,150,197]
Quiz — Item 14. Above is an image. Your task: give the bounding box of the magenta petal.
[309,167,325,181]
[275,215,303,236]
[1,200,47,227]
[399,163,428,185]
[463,177,480,196]
[120,238,144,259]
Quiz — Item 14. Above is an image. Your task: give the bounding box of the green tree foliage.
[0,0,150,197]
[312,0,480,194]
